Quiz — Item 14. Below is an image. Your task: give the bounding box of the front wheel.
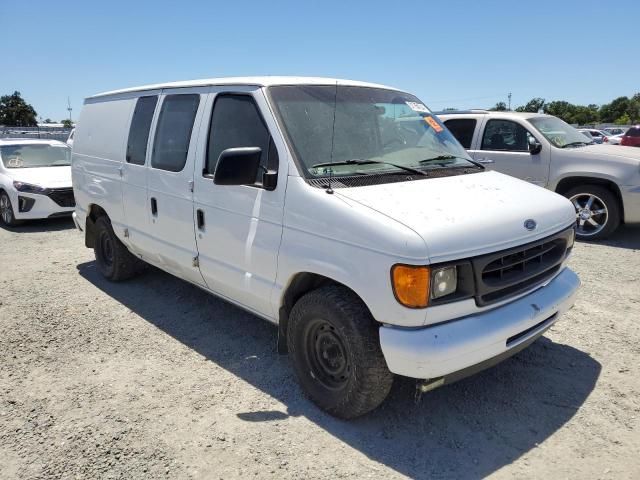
[0,191,22,227]
[287,285,393,419]
[565,185,620,240]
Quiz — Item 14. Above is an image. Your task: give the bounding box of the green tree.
[44,118,52,123]
[0,91,38,126]
[61,119,73,128]
[490,101,507,111]
[615,113,631,125]
[543,101,576,123]
[515,97,545,113]
[599,96,630,123]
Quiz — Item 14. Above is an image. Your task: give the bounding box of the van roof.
[88,76,401,100]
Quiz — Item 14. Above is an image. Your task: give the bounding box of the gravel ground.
[1,218,639,479]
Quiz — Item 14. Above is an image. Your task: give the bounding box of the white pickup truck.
[72,77,580,418]
[438,110,640,240]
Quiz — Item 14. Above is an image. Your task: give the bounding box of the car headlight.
[13,181,48,194]
[431,266,457,299]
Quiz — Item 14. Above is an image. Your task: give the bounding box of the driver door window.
[481,119,531,152]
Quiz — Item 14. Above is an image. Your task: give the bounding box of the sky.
[2,0,638,121]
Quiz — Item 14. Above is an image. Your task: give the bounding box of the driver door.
[471,118,550,187]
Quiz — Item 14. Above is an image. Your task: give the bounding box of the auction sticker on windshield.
[406,101,430,113]
[424,115,443,133]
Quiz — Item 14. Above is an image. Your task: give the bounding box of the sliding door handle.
[197,209,205,230]
[150,197,158,215]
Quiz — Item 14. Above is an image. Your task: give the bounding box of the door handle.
[196,209,205,230]
[150,197,157,216]
[476,158,495,164]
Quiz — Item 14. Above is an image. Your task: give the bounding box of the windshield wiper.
[311,159,427,176]
[419,154,485,169]
[561,141,591,148]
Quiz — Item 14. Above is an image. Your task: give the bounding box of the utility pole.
[508,92,512,111]
[67,97,73,123]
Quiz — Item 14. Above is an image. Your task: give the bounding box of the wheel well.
[277,273,361,354]
[555,177,624,221]
[85,204,108,248]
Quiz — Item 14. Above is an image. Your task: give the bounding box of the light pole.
[508,92,512,111]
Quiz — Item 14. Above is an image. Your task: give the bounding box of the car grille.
[471,228,574,306]
[46,188,76,208]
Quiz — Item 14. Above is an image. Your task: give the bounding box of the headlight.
[431,267,457,299]
[13,181,48,194]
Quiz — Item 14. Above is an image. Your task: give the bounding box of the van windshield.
[0,144,71,168]
[268,85,475,178]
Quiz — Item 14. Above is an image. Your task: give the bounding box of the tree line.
[490,93,640,125]
[0,91,72,128]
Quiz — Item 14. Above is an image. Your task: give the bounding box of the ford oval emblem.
[524,219,537,231]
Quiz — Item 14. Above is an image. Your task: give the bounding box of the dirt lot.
[1,218,639,480]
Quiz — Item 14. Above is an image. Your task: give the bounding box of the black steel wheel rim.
[305,318,351,390]
[98,231,114,267]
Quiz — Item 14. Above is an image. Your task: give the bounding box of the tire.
[93,216,145,281]
[564,185,620,240]
[0,191,22,227]
[287,285,393,419]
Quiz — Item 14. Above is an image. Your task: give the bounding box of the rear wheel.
[0,191,22,227]
[94,216,145,281]
[287,285,393,419]
[565,185,620,240]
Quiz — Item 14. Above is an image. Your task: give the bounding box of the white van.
[72,77,580,418]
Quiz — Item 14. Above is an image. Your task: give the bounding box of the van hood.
[6,166,72,189]
[335,171,575,263]
[578,144,640,162]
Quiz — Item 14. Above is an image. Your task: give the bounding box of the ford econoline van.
[72,77,580,418]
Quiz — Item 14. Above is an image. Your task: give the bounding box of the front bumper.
[379,267,580,380]
[621,184,640,224]
[12,191,74,220]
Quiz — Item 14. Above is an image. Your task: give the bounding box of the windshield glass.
[0,144,71,168]
[528,116,593,148]
[268,85,474,178]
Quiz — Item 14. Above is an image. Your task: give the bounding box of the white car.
[72,77,580,418]
[603,127,626,136]
[607,133,624,145]
[0,139,75,226]
[578,128,609,144]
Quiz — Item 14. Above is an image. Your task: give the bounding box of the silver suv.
[438,110,640,239]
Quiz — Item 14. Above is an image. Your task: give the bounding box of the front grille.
[46,188,75,208]
[472,228,573,306]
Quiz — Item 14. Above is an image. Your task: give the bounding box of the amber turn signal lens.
[391,265,430,308]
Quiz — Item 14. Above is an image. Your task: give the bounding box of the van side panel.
[273,176,429,328]
[73,97,136,236]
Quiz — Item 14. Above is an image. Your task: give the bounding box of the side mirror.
[214,147,262,186]
[528,136,542,155]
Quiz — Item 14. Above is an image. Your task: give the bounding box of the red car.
[620,126,640,147]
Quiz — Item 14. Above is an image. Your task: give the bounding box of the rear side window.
[626,127,640,137]
[151,94,200,172]
[126,96,158,165]
[443,119,476,149]
[206,94,274,181]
